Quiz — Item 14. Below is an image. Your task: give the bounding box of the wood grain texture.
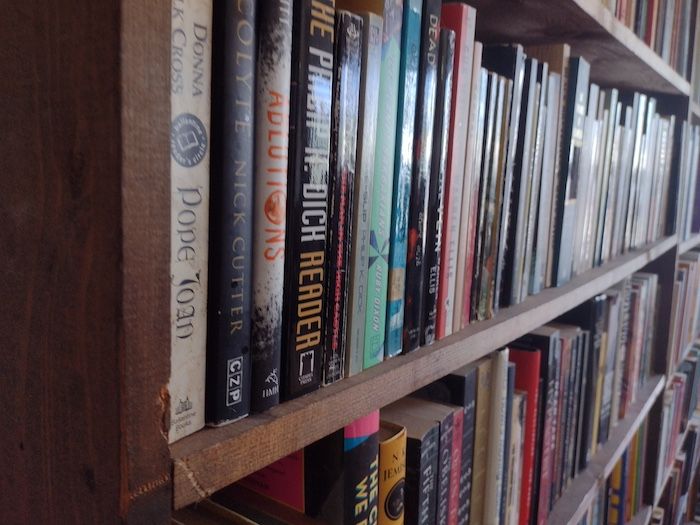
[171,236,677,508]
[120,0,172,523]
[469,0,690,95]
[0,2,123,523]
[547,375,664,525]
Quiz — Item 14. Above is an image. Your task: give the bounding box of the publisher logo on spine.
[171,113,208,167]
[226,357,243,406]
[385,479,405,520]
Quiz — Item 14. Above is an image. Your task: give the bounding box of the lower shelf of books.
[547,375,664,525]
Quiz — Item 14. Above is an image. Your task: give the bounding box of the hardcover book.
[169,0,213,442]
[553,56,590,286]
[251,0,292,412]
[382,399,440,525]
[206,0,255,425]
[324,11,363,384]
[436,4,476,340]
[282,0,335,399]
[481,45,526,311]
[379,421,407,525]
[363,0,403,368]
[346,11,382,376]
[421,28,455,346]
[386,0,422,357]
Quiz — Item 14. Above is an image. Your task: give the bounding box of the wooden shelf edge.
[653,413,700,506]
[547,375,665,525]
[679,232,700,254]
[690,101,700,119]
[573,0,691,95]
[170,235,677,509]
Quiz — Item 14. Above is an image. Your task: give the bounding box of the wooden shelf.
[653,414,700,506]
[679,232,700,254]
[469,0,690,95]
[547,375,666,525]
[690,101,700,120]
[171,236,677,509]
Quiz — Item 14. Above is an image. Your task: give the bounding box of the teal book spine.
[385,0,422,358]
[363,0,403,370]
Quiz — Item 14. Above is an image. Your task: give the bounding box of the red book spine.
[436,3,475,340]
[448,408,464,525]
[509,348,542,525]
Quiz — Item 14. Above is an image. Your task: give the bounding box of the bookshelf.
[546,375,664,524]
[6,0,700,523]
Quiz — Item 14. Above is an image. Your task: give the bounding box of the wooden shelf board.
[679,232,700,254]
[170,236,677,509]
[468,0,690,95]
[547,375,665,525]
[690,101,700,120]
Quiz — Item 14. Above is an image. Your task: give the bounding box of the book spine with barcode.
[206,0,256,425]
[346,12,381,377]
[250,0,292,412]
[323,11,362,385]
[168,0,213,442]
[281,0,334,399]
[422,28,455,347]
[363,0,402,369]
[404,0,440,352]
[385,0,422,358]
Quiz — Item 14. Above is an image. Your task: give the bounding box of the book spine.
[347,12,382,376]
[169,0,213,442]
[422,28,455,346]
[458,58,485,328]
[344,411,380,525]
[385,0,422,358]
[459,370,478,525]
[537,339,561,524]
[379,424,407,525]
[485,349,509,523]
[405,427,439,525]
[281,0,334,399]
[471,358,492,525]
[206,0,255,425]
[324,12,362,385]
[499,363,516,525]
[437,413,454,525]
[449,408,464,525]
[436,4,475,340]
[364,0,403,368]
[250,0,291,413]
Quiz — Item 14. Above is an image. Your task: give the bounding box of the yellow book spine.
[379,423,407,525]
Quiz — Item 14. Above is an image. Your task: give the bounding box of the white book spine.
[168,0,212,442]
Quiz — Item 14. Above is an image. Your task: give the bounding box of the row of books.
[578,425,649,525]
[668,250,700,375]
[175,272,660,525]
[604,0,695,78]
[652,418,700,524]
[651,347,700,500]
[677,125,700,242]
[167,0,682,444]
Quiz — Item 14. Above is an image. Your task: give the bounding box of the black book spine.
[251,0,293,413]
[421,28,455,346]
[574,330,590,476]
[436,414,454,525]
[282,0,335,399]
[402,0,441,353]
[405,428,440,525]
[323,12,362,385]
[206,0,256,424]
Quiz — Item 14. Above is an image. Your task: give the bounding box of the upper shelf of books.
[469,0,692,96]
